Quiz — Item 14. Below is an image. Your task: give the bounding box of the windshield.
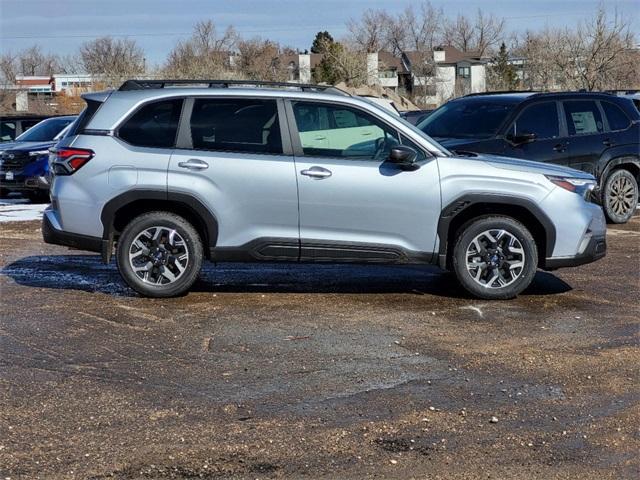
[417,101,516,139]
[54,122,74,141]
[16,117,74,142]
[395,114,453,156]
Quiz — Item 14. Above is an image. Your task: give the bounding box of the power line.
[0,11,611,41]
[0,25,347,41]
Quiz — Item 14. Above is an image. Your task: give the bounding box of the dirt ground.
[0,214,638,479]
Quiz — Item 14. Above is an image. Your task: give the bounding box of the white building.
[403,46,489,106]
[52,74,94,93]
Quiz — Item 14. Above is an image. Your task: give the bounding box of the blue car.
[0,116,76,201]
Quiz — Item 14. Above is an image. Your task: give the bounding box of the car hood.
[456,152,595,180]
[0,141,55,153]
[435,137,482,149]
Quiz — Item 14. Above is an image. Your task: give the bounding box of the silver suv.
[43,80,607,299]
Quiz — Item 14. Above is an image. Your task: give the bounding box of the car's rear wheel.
[116,212,203,297]
[452,216,538,300]
[602,169,638,224]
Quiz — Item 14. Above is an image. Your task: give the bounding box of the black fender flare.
[436,193,556,269]
[100,189,219,262]
[599,155,640,189]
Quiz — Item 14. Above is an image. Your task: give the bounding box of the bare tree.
[444,10,505,55]
[347,9,389,52]
[79,37,145,85]
[516,6,637,91]
[564,6,636,90]
[164,20,238,79]
[474,11,505,56]
[401,2,445,51]
[444,14,474,52]
[237,38,287,81]
[0,52,18,84]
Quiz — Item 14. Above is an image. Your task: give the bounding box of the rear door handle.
[301,166,332,179]
[603,138,615,147]
[178,158,209,170]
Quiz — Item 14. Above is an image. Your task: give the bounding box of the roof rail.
[464,89,620,98]
[463,89,538,97]
[118,79,350,96]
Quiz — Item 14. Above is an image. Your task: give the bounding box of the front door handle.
[301,166,332,179]
[553,143,567,153]
[178,158,209,171]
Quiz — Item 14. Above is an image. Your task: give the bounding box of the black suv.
[417,92,640,223]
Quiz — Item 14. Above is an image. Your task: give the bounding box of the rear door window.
[511,102,560,139]
[601,101,631,131]
[118,99,183,148]
[562,100,604,136]
[189,98,283,154]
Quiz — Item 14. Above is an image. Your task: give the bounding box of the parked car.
[401,109,433,125]
[0,116,76,201]
[0,114,53,143]
[417,92,640,223]
[44,79,606,300]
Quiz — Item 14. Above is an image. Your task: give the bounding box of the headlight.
[29,150,50,157]
[546,175,596,199]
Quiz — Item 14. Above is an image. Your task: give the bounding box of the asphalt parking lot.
[0,209,638,479]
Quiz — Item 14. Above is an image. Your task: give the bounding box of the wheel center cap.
[152,249,167,266]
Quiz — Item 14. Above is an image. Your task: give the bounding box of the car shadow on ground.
[1,254,572,298]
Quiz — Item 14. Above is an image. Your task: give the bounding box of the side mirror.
[387,145,419,170]
[506,132,536,146]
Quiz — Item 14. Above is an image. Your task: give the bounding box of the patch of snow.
[0,202,47,222]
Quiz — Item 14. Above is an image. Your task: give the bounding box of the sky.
[0,0,638,66]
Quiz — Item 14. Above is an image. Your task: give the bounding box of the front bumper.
[543,235,606,269]
[0,173,49,191]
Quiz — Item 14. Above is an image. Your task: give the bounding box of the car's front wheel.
[452,216,538,300]
[116,212,203,297]
[602,169,638,224]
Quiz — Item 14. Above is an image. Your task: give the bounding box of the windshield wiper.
[452,150,478,157]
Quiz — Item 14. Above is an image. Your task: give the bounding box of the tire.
[451,216,538,300]
[0,188,12,199]
[116,211,203,298]
[602,169,638,224]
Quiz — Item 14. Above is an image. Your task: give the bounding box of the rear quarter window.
[601,101,631,131]
[118,99,183,148]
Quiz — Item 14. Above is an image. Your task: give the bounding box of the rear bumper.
[42,208,104,253]
[543,235,606,269]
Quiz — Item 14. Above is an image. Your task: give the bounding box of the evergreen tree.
[490,42,519,90]
[311,31,334,54]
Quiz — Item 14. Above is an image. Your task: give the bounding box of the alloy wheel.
[607,175,635,217]
[128,226,189,285]
[466,229,526,289]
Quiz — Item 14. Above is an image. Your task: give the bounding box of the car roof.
[459,91,628,104]
[88,87,395,130]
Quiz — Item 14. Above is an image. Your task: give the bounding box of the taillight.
[52,147,94,175]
